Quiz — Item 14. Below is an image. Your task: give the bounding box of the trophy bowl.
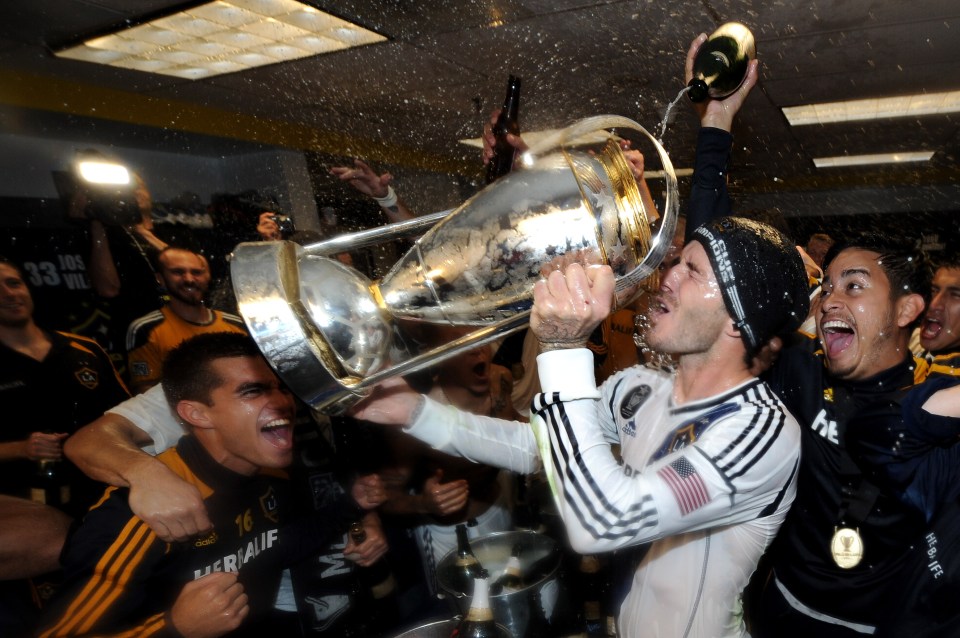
[231,115,679,413]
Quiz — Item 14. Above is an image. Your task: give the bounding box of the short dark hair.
[931,251,960,272]
[823,233,933,314]
[807,232,834,245]
[0,256,24,279]
[161,333,262,410]
[152,246,206,273]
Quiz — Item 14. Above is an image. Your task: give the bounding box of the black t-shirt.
[0,330,129,515]
[764,340,926,624]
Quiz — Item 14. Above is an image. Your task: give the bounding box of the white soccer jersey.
[535,349,800,638]
[407,349,801,638]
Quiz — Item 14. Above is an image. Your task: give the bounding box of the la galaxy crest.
[75,366,99,389]
[259,486,280,523]
[619,385,652,438]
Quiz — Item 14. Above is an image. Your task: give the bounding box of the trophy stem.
[355,311,531,389]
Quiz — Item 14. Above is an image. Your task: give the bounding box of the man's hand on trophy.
[348,375,426,428]
[538,248,604,278]
[532,262,615,353]
[482,108,529,166]
[621,144,645,182]
[619,142,660,223]
[684,33,759,132]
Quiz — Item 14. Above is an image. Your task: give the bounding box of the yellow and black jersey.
[38,435,358,638]
[126,306,246,388]
[925,351,960,379]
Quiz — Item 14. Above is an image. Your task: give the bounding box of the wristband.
[373,186,398,209]
[538,338,589,353]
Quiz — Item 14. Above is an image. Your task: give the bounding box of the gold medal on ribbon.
[830,527,864,569]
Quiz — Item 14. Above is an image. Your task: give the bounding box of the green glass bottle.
[485,75,522,183]
[687,22,756,102]
[30,459,70,507]
[452,570,510,638]
[451,523,485,594]
[490,543,524,595]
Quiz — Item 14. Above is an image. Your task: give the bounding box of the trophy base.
[231,241,391,412]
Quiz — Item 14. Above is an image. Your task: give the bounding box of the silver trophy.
[230,116,679,412]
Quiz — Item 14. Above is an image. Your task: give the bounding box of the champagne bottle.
[513,474,544,533]
[687,22,756,103]
[490,543,524,595]
[349,521,399,633]
[451,569,509,638]
[580,555,603,637]
[30,459,70,507]
[600,558,617,637]
[526,587,553,638]
[485,75,522,183]
[451,523,485,594]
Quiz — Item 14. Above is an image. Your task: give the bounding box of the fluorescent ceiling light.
[55,0,385,79]
[813,151,934,168]
[783,90,960,126]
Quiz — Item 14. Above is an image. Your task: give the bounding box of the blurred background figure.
[804,232,834,270]
[0,256,128,637]
[126,247,246,394]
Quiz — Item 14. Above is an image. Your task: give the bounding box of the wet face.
[646,241,729,356]
[817,248,915,380]
[182,356,295,475]
[920,267,960,354]
[0,263,34,328]
[157,249,210,306]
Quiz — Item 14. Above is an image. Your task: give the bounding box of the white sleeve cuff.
[536,348,600,398]
[403,396,456,448]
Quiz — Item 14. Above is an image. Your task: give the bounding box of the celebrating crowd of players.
[2,32,960,638]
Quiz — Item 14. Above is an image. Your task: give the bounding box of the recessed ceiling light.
[55,0,385,79]
[812,151,934,168]
[783,91,960,126]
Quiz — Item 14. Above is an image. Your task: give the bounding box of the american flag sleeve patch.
[657,457,710,516]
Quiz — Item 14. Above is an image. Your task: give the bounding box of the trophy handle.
[300,209,452,256]
[526,115,680,296]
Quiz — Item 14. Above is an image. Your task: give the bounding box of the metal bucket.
[391,619,458,638]
[436,530,562,637]
[390,618,511,638]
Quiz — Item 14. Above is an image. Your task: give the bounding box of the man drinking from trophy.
[351,213,810,638]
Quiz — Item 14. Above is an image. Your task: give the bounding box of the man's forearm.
[65,414,157,487]
[405,397,541,474]
[0,440,28,462]
[686,127,734,242]
[88,220,122,298]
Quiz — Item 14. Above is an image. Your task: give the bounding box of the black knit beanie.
[690,217,809,358]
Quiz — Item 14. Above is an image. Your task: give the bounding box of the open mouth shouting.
[921,315,943,342]
[260,417,293,451]
[470,359,489,383]
[820,318,856,359]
